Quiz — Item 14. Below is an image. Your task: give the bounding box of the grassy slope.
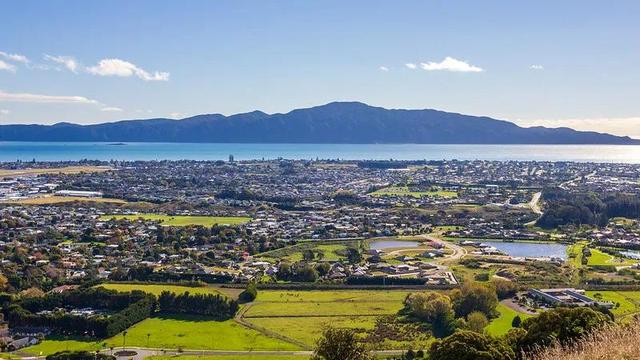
[485,303,534,336]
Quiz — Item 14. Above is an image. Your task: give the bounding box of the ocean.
[1,142,640,163]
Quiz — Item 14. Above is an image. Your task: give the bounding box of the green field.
[98,283,225,297]
[257,241,359,262]
[485,303,534,336]
[586,291,640,318]
[24,315,299,356]
[242,290,423,349]
[247,316,376,348]
[99,214,250,227]
[587,248,638,266]
[370,186,457,199]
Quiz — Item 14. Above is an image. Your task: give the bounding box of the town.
[1,159,639,359]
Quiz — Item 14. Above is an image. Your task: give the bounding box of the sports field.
[99,214,250,227]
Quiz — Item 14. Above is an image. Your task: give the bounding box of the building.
[529,288,613,308]
[55,190,103,198]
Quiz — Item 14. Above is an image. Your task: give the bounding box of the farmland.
[99,214,251,227]
[97,283,225,297]
[240,290,431,350]
[24,315,299,356]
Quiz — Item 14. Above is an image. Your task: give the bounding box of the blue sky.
[1,0,639,137]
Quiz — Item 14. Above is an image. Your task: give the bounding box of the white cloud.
[0,109,9,115]
[0,90,99,104]
[530,64,544,70]
[86,58,170,81]
[44,54,79,73]
[405,63,417,70]
[0,60,16,72]
[0,51,29,64]
[100,106,123,112]
[420,57,483,72]
[169,112,183,118]
[513,117,640,139]
[378,66,389,72]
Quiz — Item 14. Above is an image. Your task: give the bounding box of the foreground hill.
[1,102,638,144]
[525,322,640,360]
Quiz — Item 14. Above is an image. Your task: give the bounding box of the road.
[18,347,408,360]
[529,191,543,215]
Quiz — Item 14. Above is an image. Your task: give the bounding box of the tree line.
[536,187,640,228]
[157,291,238,319]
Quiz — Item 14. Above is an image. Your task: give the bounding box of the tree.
[347,247,362,264]
[403,292,456,338]
[450,282,498,318]
[519,306,610,351]
[0,273,8,291]
[511,315,522,328]
[465,311,489,333]
[491,279,517,300]
[239,282,258,303]
[311,327,373,360]
[429,331,515,360]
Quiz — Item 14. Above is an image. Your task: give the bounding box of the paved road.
[16,347,408,360]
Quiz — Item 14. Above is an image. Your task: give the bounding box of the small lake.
[482,240,567,259]
[621,250,640,260]
[370,240,421,250]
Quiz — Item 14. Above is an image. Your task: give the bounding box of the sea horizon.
[1,141,640,163]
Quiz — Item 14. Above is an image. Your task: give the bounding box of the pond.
[621,250,640,260]
[369,240,421,250]
[481,240,567,259]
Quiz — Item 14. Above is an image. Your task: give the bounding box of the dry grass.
[0,165,112,178]
[3,196,126,205]
[525,321,640,360]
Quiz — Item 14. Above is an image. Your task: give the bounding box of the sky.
[1,0,639,138]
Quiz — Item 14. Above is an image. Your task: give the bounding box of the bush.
[429,331,515,360]
[238,282,258,303]
[47,351,115,360]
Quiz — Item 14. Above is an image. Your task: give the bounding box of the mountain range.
[0,102,637,144]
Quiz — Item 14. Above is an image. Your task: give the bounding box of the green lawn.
[24,315,299,356]
[586,291,640,318]
[587,248,638,266]
[98,283,224,297]
[99,214,250,227]
[485,303,534,336]
[370,186,457,198]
